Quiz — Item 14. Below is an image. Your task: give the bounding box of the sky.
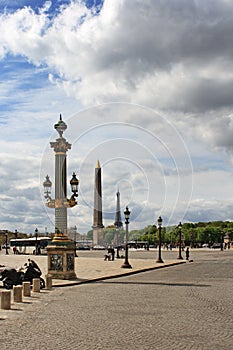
[1,0,233,235]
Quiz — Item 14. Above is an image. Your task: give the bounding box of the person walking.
[186,247,190,260]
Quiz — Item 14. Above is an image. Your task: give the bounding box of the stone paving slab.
[0,252,185,287]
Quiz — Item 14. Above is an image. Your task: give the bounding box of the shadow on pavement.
[97,280,210,287]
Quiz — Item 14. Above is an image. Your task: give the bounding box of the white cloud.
[1,0,233,233]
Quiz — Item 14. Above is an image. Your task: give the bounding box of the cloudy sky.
[1,0,233,235]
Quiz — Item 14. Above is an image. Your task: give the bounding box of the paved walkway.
[0,251,185,287]
[1,250,232,350]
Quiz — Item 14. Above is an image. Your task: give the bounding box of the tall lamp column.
[177,222,183,260]
[121,206,132,269]
[5,232,9,255]
[43,115,79,280]
[116,228,120,258]
[156,216,164,263]
[74,225,77,257]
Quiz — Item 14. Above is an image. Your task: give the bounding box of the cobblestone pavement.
[1,250,233,350]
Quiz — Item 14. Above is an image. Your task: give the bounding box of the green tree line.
[86,221,233,246]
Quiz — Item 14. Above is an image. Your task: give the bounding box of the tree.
[86,230,93,240]
[148,225,157,245]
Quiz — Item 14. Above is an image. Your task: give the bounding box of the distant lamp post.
[73,225,77,257]
[221,231,224,251]
[121,206,132,269]
[177,222,183,260]
[156,216,164,263]
[115,228,120,258]
[5,232,9,255]
[35,228,38,255]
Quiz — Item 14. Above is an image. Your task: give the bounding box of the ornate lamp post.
[156,216,164,263]
[177,222,183,260]
[43,115,79,280]
[121,206,132,269]
[73,225,78,257]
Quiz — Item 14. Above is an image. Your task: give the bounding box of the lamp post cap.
[157,216,163,224]
[178,221,183,229]
[43,175,52,187]
[54,114,67,137]
[124,206,131,219]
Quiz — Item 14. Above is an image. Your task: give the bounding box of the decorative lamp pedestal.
[47,235,77,280]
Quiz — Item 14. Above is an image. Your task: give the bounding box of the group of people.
[13,246,19,254]
[104,246,191,261]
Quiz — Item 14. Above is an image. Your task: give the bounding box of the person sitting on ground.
[104,253,111,261]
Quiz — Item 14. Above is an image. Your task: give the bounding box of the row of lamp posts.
[120,212,184,268]
[3,211,183,263]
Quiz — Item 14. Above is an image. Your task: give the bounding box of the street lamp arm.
[67,195,78,208]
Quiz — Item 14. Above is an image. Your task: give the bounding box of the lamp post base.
[47,240,77,280]
[121,261,132,269]
[177,256,183,260]
[156,258,164,263]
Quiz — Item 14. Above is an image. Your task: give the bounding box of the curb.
[53,260,187,288]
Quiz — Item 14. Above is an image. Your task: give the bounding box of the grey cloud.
[2,0,233,115]
[1,1,233,233]
[184,204,233,223]
[181,79,233,113]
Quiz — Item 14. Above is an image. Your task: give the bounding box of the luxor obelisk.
[92,160,104,245]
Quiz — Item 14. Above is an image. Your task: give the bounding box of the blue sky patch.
[0,0,104,15]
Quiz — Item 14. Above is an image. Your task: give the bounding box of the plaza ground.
[1,247,188,285]
[0,248,232,350]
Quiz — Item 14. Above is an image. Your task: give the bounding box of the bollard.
[13,285,23,303]
[23,282,31,297]
[45,274,52,289]
[1,291,11,310]
[32,278,40,292]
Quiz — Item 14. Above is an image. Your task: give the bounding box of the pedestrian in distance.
[186,247,190,260]
[111,248,115,261]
